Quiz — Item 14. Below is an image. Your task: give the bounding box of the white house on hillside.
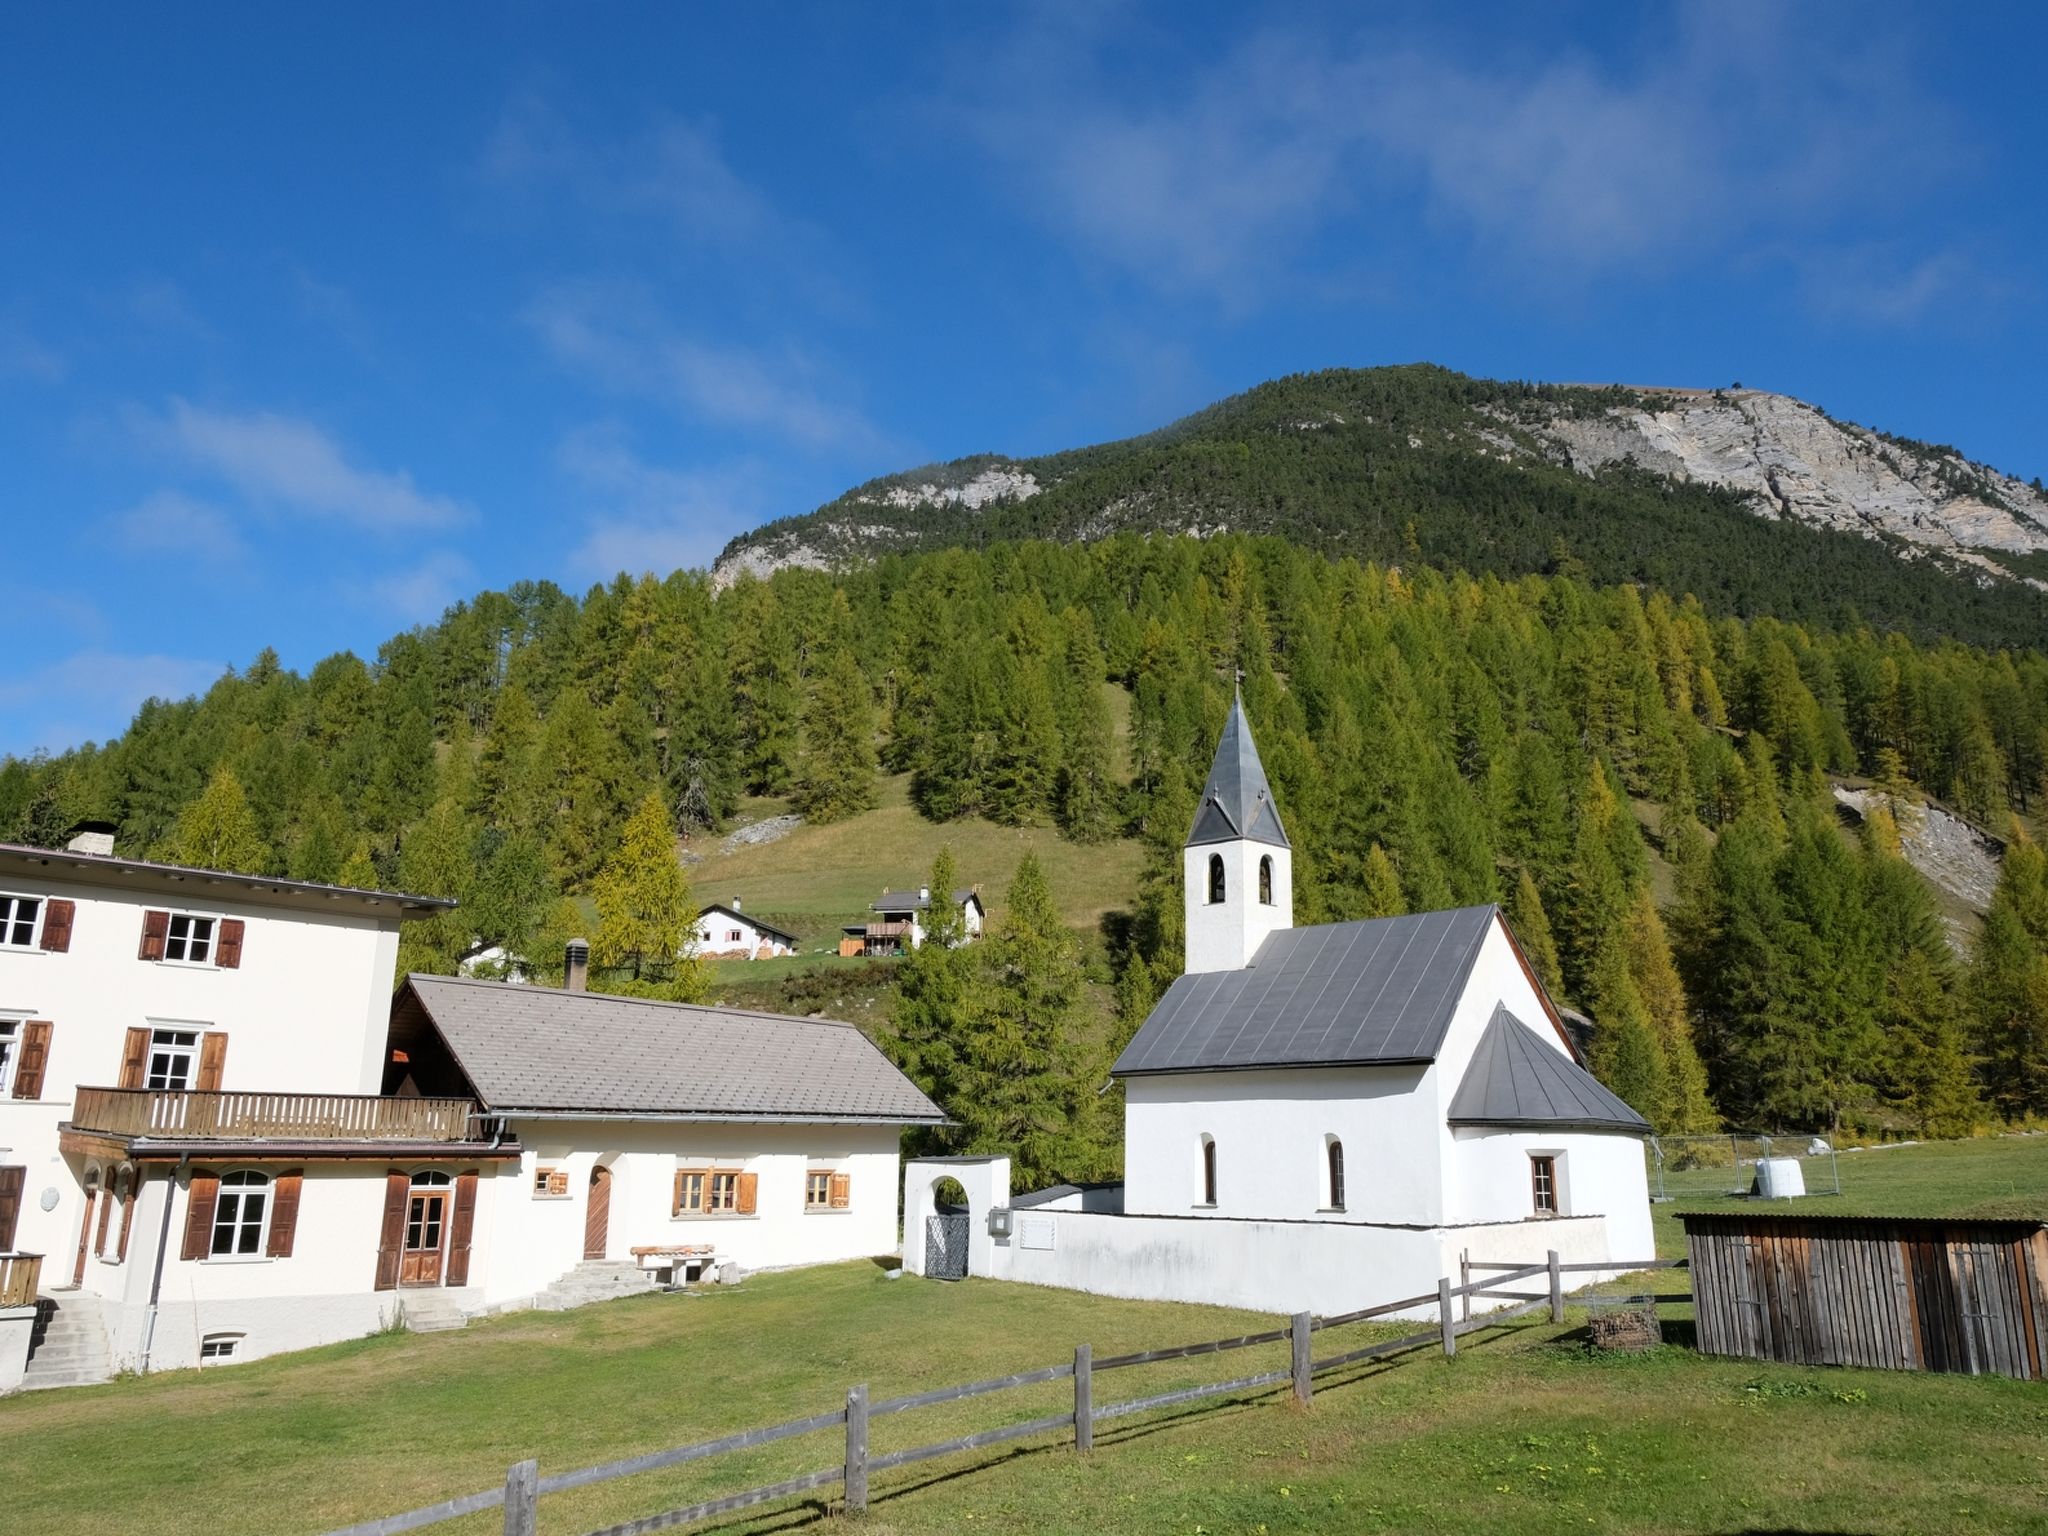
[843,886,984,956]
[694,900,797,959]
[0,835,941,1390]
[905,696,1654,1317]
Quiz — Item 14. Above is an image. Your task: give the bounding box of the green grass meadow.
[4,1137,2045,1535]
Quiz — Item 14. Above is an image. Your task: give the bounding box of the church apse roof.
[1113,904,1498,1076]
[1448,1006,1650,1134]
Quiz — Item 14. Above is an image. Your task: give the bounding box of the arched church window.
[1207,853,1226,905]
[1326,1138,1346,1212]
[1200,1135,1217,1206]
[1258,855,1273,906]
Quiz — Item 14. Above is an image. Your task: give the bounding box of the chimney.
[564,938,590,994]
[919,885,930,902]
[732,896,742,912]
[65,822,116,857]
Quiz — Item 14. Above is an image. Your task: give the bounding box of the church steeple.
[1183,690,1293,974]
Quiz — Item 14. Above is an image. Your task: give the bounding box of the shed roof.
[1112,905,1497,1076]
[397,974,945,1124]
[1447,1006,1649,1134]
[1186,692,1289,849]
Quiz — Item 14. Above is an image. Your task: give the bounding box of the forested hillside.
[720,366,2048,653]
[4,534,2046,1169]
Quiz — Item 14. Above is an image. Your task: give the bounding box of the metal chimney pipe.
[565,938,590,993]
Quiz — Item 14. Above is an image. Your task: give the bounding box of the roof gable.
[399,974,944,1124]
[696,904,797,944]
[1186,693,1289,849]
[1447,1006,1650,1134]
[1113,905,1497,1076]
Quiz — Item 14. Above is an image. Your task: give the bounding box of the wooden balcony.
[68,1086,485,1144]
[0,1253,42,1308]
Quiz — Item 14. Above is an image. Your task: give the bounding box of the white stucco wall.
[1182,841,1291,974]
[0,873,404,1264]
[694,912,793,958]
[901,1156,1010,1277]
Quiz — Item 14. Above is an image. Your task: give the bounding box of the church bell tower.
[1184,690,1292,974]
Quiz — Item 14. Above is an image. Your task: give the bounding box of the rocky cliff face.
[1527,389,2048,580]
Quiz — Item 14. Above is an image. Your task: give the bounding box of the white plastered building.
[693,901,797,960]
[906,696,1655,1317]
[0,835,940,1389]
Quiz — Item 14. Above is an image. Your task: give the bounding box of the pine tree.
[160,766,272,875]
[794,640,879,824]
[1505,869,1566,1003]
[395,797,477,978]
[1359,843,1406,919]
[1585,937,1668,1121]
[987,659,1062,826]
[888,847,981,1146]
[591,792,704,1000]
[1622,887,1717,1131]
[1970,828,2048,1120]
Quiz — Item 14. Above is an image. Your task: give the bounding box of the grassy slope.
[5,1138,2045,1536]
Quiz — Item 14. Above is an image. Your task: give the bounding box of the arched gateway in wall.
[900,1156,1011,1280]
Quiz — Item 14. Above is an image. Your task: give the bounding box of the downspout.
[139,1154,186,1376]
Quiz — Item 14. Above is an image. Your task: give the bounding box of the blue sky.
[3,3,2044,755]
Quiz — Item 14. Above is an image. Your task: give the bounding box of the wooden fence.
[1683,1212,2048,1378]
[0,1252,42,1308]
[321,1251,1675,1536]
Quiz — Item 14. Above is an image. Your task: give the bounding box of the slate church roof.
[1448,1006,1650,1134]
[1113,905,1499,1076]
[1185,692,1290,849]
[394,974,946,1125]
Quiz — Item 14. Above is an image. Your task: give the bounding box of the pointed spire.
[1186,687,1290,849]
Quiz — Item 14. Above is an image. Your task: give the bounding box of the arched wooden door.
[583,1166,612,1260]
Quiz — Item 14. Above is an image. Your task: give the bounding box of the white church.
[905,695,1655,1316]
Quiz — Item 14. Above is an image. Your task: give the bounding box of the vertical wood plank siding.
[1681,1214,2048,1378]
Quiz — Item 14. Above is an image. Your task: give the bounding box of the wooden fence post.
[1074,1344,1093,1452]
[845,1384,868,1514]
[1291,1312,1312,1404]
[1548,1250,1564,1324]
[1438,1276,1456,1358]
[1460,1250,1471,1322]
[502,1459,538,1536]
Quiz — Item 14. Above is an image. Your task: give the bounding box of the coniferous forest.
[5,534,2046,1183]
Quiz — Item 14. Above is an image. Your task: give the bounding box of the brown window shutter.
[214,918,246,969]
[117,1170,141,1261]
[735,1171,758,1216]
[39,898,75,953]
[829,1172,851,1209]
[444,1170,478,1286]
[138,909,169,961]
[672,1168,686,1215]
[119,1027,151,1090]
[197,1032,227,1092]
[12,1021,51,1100]
[373,1169,408,1290]
[93,1180,115,1257]
[0,1166,23,1250]
[181,1171,220,1261]
[265,1169,304,1257]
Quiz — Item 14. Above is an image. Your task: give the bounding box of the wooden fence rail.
[320,1251,1677,1536]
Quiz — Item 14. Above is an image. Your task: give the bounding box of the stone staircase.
[396,1290,470,1334]
[532,1260,661,1312]
[22,1293,113,1390]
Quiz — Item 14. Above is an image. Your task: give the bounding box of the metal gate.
[924,1214,969,1280]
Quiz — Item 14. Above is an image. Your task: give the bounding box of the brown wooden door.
[399,1187,447,1287]
[72,1188,98,1286]
[583,1166,611,1260]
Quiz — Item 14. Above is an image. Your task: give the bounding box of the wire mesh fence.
[1647,1133,1842,1203]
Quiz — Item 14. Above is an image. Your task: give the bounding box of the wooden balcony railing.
[0,1252,42,1308]
[69,1086,485,1143]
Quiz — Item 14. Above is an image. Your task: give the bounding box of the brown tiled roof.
[401,974,945,1125]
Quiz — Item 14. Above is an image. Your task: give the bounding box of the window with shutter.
[118,1027,151,1089]
[828,1171,851,1210]
[0,1165,24,1250]
[804,1170,831,1210]
[707,1170,740,1213]
[0,1020,21,1098]
[12,1021,51,1100]
[444,1171,478,1285]
[38,898,74,953]
[674,1168,708,1215]
[373,1170,408,1290]
[532,1165,571,1198]
[143,1029,199,1091]
[197,1031,228,1092]
[138,909,170,961]
[181,1171,221,1261]
[266,1170,303,1257]
[0,893,43,950]
[735,1170,758,1216]
[214,918,246,969]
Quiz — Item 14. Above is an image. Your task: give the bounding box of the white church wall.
[1122,1065,1445,1225]
[1446,1128,1655,1261]
[1181,840,1291,974]
[987,1208,1621,1318]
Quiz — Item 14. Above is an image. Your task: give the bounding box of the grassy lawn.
[5,1138,2046,1536]
[682,771,1146,949]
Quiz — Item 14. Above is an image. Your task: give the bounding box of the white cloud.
[1801,246,2006,328]
[367,550,476,621]
[524,283,887,454]
[0,649,223,756]
[109,490,248,564]
[557,423,779,577]
[137,398,472,533]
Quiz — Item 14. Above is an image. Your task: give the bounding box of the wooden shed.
[1682,1212,2048,1378]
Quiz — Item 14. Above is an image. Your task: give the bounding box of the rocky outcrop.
[1832,784,2003,949]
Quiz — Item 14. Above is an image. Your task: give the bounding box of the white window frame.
[0,1018,19,1097]
[726,928,744,944]
[199,1332,245,1364]
[1530,1152,1564,1217]
[162,910,222,967]
[0,892,44,951]
[209,1169,272,1260]
[145,1025,202,1091]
